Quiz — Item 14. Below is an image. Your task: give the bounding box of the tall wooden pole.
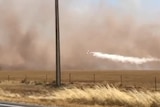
[55,0,61,87]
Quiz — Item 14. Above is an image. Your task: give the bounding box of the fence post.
[69,73,71,83]
[155,76,157,91]
[93,74,96,83]
[25,75,27,81]
[120,75,123,85]
[46,74,48,82]
[8,75,10,81]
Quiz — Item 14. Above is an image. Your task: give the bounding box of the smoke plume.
[89,52,160,64]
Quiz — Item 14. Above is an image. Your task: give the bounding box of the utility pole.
[55,0,61,87]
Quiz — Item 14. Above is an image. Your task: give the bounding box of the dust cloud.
[0,0,159,70]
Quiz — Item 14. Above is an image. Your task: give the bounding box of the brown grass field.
[0,70,159,107]
[0,70,159,90]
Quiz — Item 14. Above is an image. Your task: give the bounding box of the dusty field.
[0,70,159,90]
[0,71,159,107]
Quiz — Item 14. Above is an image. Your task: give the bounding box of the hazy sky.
[69,0,160,19]
[0,0,160,70]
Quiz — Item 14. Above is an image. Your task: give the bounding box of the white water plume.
[89,51,160,64]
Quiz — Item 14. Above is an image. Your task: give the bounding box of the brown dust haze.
[0,0,160,70]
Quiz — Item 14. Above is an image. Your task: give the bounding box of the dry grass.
[27,85,160,107]
[0,71,159,106]
[0,81,159,107]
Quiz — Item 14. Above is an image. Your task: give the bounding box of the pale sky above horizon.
[0,0,159,20]
[0,0,159,70]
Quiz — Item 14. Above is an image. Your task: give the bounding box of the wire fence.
[2,71,160,91]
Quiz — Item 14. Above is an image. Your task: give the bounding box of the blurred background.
[0,0,160,70]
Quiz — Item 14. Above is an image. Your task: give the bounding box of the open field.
[0,70,159,90]
[0,71,159,107]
